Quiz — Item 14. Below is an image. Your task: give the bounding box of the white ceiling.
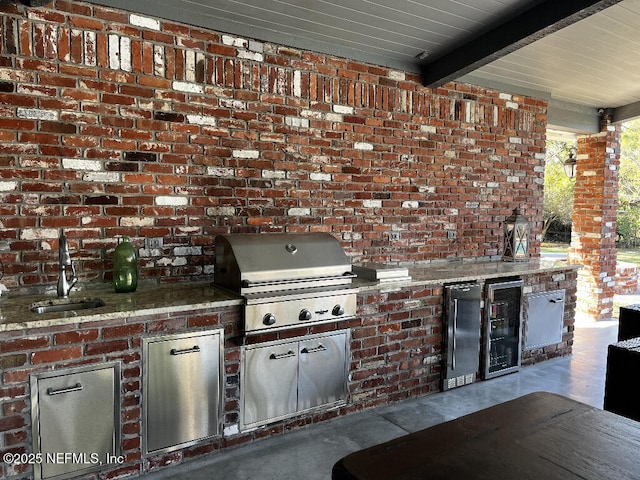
[86,0,640,132]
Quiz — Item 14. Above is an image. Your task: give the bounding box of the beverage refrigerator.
[483,279,523,379]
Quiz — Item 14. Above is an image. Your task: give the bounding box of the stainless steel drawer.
[143,329,223,454]
[30,362,120,480]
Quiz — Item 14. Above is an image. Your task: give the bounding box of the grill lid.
[214,233,354,294]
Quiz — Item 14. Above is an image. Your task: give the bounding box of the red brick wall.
[0,0,547,291]
[569,121,621,321]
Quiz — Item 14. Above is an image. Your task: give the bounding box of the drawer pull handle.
[47,383,83,395]
[170,346,201,355]
[301,344,327,354]
[549,299,564,304]
[269,351,295,360]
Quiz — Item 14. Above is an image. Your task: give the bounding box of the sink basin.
[30,298,105,314]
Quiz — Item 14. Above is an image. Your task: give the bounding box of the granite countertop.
[0,282,242,332]
[0,259,577,332]
[354,258,579,292]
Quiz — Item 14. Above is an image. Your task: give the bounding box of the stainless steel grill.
[214,233,357,335]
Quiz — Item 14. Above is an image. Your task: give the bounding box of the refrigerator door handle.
[452,298,458,370]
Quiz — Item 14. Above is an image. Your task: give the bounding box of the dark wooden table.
[332,391,640,479]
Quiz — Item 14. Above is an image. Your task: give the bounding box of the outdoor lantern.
[563,147,577,178]
[503,208,529,262]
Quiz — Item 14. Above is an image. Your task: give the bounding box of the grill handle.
[241,272,356,289]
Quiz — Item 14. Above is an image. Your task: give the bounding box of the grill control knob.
[299,309,312,321]
[263,313,276,326]
[332,305,345,316]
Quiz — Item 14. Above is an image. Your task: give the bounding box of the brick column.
[568,118,621,321]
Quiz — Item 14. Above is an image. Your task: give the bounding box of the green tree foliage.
[543,140,574,241]
[618,119,640,246]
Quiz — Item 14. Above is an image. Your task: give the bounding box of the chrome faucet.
[57,230,78,298]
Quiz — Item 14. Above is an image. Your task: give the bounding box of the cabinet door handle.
[452,298,458,370]
[301,344,327,354]
[549,298,564,304]
[47,383,83,395]
[269,351,295,360]
[170,346,201,355]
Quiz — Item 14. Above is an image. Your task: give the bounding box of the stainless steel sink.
[30,298,105,314]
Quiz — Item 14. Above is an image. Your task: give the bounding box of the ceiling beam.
[420,0,623,88]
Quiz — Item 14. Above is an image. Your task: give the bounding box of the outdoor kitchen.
[0,2,583,480]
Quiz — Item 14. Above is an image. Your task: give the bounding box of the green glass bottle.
[113,236,138,293]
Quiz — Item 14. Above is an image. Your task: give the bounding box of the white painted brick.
[130,13,160,31]
[158,257,188,267]
[84,31,97,66]
[20,228,58,240]
[173,81,204,94]
[153,45,165,76]
[222,35,248,48]
[499,93,512,101]
[120,37,132,72]
[185,50,196,82]
[389,70,405,81]
[174,246,202,256]
[233,149,259,159]
[187,114,216,126]
[285,116,309,128]
[288,207,311,216]
[156,196,188,206]
[262,170,286,179]
[444,150,456,158]
[418,186,436,194]
[310,172,331,181]
[83,172,119,183]
[0,181,17,191]
[121,217,154,227]
[552,273,566,282]
[324,113,344,122]
[293,70,301,97]
[509,136,522,144]
[248,40,264,53]
[420,125,437,134]
[108,34,120,70]
[62,158,102,171]
[354,142,373,151]
[402,201,419,209]
[207,167,235,177]
[363,200,382,208]
[300,109,323,119]
[220,99,246,110]
[237,50,264,62]
[487,182,499,188]
[207,206,236,216]
[506,101,519,109]
[333,105,354,114]
[465,201,480,209]
[582,170,597,176]
[506,176,520,183]
[17,108,58,120]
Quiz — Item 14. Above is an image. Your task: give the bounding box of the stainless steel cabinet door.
[32,363,119,480]
[524,290,565,349]
[298,332,347,411]
[144,330,222,453]
[242,340,298,429]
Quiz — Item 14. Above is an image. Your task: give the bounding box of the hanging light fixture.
[563,147,578,178]
[503,208,530,262]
